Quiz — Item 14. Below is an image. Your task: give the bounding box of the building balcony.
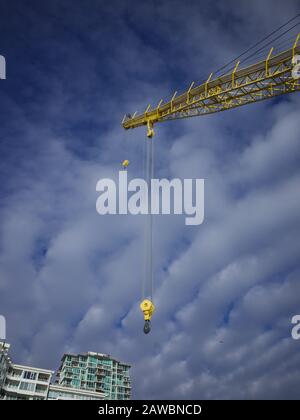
[35,387,48,395]
[3,384,19,391]
[6,373,22,380]
[37,376,50,383]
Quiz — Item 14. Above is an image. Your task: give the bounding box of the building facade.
[48,384,104,400]
[0,342,11,391]
[0,341,130,400]
[57,351,131,399]
[1,363,53,400]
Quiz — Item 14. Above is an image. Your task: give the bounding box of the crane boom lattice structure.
[122,39,300,138]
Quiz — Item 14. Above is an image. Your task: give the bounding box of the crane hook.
[143,320,151,334]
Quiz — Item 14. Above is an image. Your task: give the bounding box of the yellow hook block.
[140,299,155,334]
[140,299,155,321]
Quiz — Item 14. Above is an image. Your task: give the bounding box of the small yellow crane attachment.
[140,299,155,334]
[122,159,129,169]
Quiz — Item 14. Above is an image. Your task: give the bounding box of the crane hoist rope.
[140,136,155,334]
[121,132,156,334]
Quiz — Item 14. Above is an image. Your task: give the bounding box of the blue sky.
[1,0,300,399]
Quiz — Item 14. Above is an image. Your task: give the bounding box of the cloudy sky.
[1,0,300,399]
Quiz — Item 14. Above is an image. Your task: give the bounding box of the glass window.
[72,379,80,387]
[19,381,36,391]
[23,371,37,380]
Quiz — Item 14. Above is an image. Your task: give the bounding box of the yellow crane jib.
[140,299,155,334]
[122,34,300,138]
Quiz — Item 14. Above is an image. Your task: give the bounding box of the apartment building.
[0,341,130,400]
[1,363,53,400]
[57,351,131,399]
